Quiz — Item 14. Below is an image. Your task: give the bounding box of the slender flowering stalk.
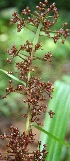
[0,0,70,160]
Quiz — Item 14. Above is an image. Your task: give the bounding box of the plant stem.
[26,103,31,134]
[26,22,42,134]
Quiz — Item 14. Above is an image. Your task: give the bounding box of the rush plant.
[0,0,69,160]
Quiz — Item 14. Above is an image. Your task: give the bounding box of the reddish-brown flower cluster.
[22,6,31,15]
[0,0,70,160]
[10,0,70,43]
[0,126,48,161]
[10,0,59,32]
[1,37,53,159]
[2,76,53,124]
[24,77,53,124]
[5,40,52,83]
[52,27,70,43]
[48,110,55,118]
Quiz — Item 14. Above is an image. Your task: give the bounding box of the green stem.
[26,22,42,134]
[31,22,42,59]
[26,103,31,134]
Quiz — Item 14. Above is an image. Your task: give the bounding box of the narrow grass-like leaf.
[33,124,70,148]
[40,80,70,161]
[32,22,42,47]
[0,69,26,86]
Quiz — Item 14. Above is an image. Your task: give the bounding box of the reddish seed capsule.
[2,95,7,99]
[32,68,35,72]
[6,58,9,62]
[8,71,13,74]
[6,88,9,92]
[23,100,26,103]
[9,80,12,84]
[44,0,48,4]
[62,40,65,44]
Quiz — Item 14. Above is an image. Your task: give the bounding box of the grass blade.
[33,124,70,148]
[0,69,26,86]
[40,80,70,161]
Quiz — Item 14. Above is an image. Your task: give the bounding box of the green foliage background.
[0,0,70,10]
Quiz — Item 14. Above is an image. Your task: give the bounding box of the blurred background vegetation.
[0,0,70,11]
[0,1,70,159]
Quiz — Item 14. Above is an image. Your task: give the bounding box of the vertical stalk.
[26,103,31,134]
[26,22,42,134]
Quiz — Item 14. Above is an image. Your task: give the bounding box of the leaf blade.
[40,80,70,161]
[33,124,70,148]
[0,69,26,86]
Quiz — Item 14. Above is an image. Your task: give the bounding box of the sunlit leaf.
[40,80,70,161]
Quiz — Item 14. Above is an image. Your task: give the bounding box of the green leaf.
[32,22,42,47]
[40,80,70,161]
[33,124,70,148]
[62,75,70,84]
[0,69,26,86]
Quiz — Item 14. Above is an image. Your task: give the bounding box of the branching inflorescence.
[0,0,69,160]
